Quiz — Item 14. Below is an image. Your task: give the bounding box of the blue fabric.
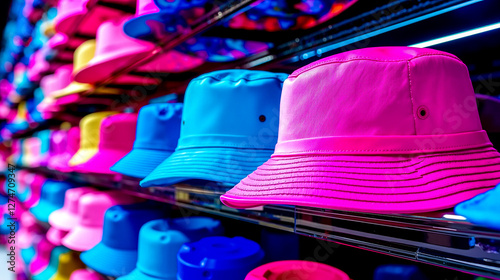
[111,103,183,179]
[81,203,167,277]
[117,217,223,280]
[178,236,264,280]
[123,13,188,42]
[141,70,286,187]
[29,180,73,223]
[21,245,36,266]
[0,213,19,235]
[455,185,500,231]
[374,265,429,280]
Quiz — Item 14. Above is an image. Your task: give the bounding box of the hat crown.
[137,217,223,277]
[77,192,136,227]
[39,180,72,207]
[178,236,264,279]
[78,111,117,150]
[133,103,182,151]
[56,251,85,277]
[178,70,287,150]
[95,18,153,59]
[49,130,67,156]
[99,113,137,151]
[67,127,81,154]
[136,0,161,16]
[55,0,87,21]
[63,187,95,214]
[101,204,164,250]
[280,46,482,143]
[73,40,96,73]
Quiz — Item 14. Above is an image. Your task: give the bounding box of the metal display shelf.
[21,166,500,279]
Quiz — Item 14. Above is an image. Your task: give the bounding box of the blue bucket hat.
[140,70,287,188]
[29,180,73,223]
[177,236,264,280]
[117,217,223,280]
[455,184,500,231]
[80,203,167,277]
[111,103,183,179]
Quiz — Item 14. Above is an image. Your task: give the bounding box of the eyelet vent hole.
[417,106,429,120]
[259,115,266,122]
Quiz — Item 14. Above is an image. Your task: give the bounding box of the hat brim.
[111,148,174,179]
[140,147,273,187]
[454,188,500,230]
[81,243,138,277]
[46,227,67,246]
[71,148,129,175]
[123,12,181,42]
[48,209,77,231]
[30,201,60,223]
[117,268,173,280]
[68,148,98,167]
[73,46,152,84]
[221,146,500,213]
[61,225,103,252]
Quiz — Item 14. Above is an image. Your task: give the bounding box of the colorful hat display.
[73,17,203,84]
[35,129,52,167]
[72,113,138,174]
[61,191,140,251]
[245,261,350,280]
[455,183,500,230]
[177,236,264,280]
[23,173,46,208]
[32,246,70,280]
[48,251,86,280]
[22,137,42,167]
[111,103,182,178]
[48,127,80,172]
[30,180,73,223]
[227,0,358,31]
[141,70,287,187]
[69,269,106,280]
[80,203,166,277]
[117,217,223,280]
[68,111,118,167]
[47,129,69,170]
[221,47,500,213]
[18,212,44,249]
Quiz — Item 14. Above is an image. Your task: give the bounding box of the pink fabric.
[54,0,89,34]
[72,113,137,174]
[49,187,97,231]
[23,174,45,208]
[49,127,81,172]
[61,191,141,251]
[73,17,203,84]
[70,269,106,280]
[245,261,349,280]
[18,212,43,249]
[221,46,500,213]
[46,227,68,246]
[29,238,55,275]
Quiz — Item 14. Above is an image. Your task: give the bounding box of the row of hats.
[8,46,500,230]
[2,176,350,280]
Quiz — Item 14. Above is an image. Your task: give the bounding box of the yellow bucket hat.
[53,40,119,99]
[49,251,85,280]
[68,111,118,166]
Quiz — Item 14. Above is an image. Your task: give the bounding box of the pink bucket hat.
[48,127,81,172]
[245,261,349,280]
[54,0,129,36]
[221,46,500,214]
[72,113,138,175]
[61,191,141,251]
[49,187,97,231]
[70,269,106,280]
[73,16,203,84]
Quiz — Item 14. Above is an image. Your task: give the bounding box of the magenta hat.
[49,187,97,231]
[46,227,67,246]
[74,16,203,84]
[54,0,128,36]
[70,269,106,280]
[61,191,140,251]
[47,130,68,169]
[48,127,81,172]
[23,174,46,208]
[18,212,44,249]
[245,261,349,280]
[221,46,500,214]
[72,113,138,175]
[29,237,55,275]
